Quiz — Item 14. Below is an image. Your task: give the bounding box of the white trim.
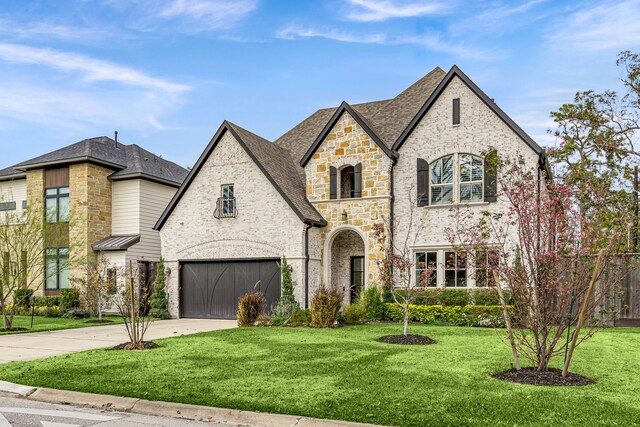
[323,225,369,290]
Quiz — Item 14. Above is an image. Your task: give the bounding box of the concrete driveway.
[0,319,237,364]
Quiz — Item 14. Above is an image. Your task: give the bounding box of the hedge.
[383,303,511,328]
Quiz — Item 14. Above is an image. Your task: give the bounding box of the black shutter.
[453,98,460,125]
[417,158,429,206]
[330,166,337,200]
[484,150,498,202]
[353,163,362,198]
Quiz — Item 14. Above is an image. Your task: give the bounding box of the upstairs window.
[330,164,362,199]
[459,155,484,203]
[215,184,237,219]
[340,166,355,199]
[453,98,460,125]
[45,187,70,223]
[430,156,453,205]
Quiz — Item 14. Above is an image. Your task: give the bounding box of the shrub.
[342,304,366,324]
[358,287,385,320]
[310,285,343,328]
[256,315,270,326]
[237,292,266,326]
[150,258,171,319]
[60,288,81,309]
[32,296,60,307]
[383,303,509,328]
[289,309,311,327]
[269,315,287,326]
[13,288,35,307]
[438,289,470,306]
[413,288,441,305]
[63,308,90,319]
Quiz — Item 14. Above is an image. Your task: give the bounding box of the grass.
[0,324,638,426]
[0,315,124,335]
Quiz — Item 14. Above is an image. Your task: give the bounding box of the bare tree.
[448,159,630,374]
[373,188,435,336]
[74,253,116,322]
[112,260,154,349]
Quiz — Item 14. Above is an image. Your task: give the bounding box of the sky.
[0,0,638,169]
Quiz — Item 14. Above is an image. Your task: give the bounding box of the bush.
[237,292,266,326]
[358,287,385,320]
[272,256,300,318]
[13,288,35,307]
[32,296,60,307]
[342,304,366,324]
[413,288,442,305]
[438,289,470,306]
[63,308,90,319]
[310,285,343,328]
[256,315,270,326]
[269,315,287,326]
[383,303,509,328]
[289,309,311,327]
[60,288,81,309]
[150,258,171,319]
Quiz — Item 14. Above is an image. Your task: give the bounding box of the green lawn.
[0,315,124,335]
[0,324,638,426]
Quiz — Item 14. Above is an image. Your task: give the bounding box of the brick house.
[0,136,187,297]
[155,65,550,319]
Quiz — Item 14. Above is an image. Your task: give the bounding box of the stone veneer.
[305,112,393,287]
[26,169,45,295]
[69,163,113,281]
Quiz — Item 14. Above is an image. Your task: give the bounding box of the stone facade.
[26,170,46,294]
[305,112,393,289]
[69,163,113,281]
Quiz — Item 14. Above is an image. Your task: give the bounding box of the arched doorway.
[326,227,367,303]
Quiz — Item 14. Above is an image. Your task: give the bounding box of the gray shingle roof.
[9,137,188,186]
[275,67,447,163]
[92,234,141,251]
[0,167,26,181]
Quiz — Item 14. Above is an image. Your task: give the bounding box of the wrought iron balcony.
[214,197,237,219]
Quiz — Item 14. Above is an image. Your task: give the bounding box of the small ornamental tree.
[373,188,435,337]
[272,256,300,318]
[113,261,154,350]
[149,257,170,319]
[76,253,116,321]
[447,159,631,374]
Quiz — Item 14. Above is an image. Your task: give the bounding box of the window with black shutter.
[330,166,337,199]
[417,158,429,206]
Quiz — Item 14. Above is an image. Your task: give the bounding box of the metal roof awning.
[91,234,140,251]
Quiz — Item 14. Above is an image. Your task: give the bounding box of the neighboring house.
[155,65,551,319]
[0,136,188,298]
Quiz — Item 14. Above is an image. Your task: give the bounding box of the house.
[155,65,550,319]
[0,136,188,297]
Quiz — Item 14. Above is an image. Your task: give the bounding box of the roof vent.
[114,131,118,148]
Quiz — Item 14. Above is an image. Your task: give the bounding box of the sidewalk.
[0,381,384,427]
[0,319,237,363]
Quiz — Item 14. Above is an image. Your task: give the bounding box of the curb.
[0,381,383,427]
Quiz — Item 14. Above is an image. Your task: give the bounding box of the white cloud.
[344,0,448,22]
[550,0,640,52]
[276,25,386,43]
[0,19,117,43]
[0,42,190,93]
[159,0,259,29]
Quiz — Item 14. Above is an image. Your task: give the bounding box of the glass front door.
[350,256,365,303]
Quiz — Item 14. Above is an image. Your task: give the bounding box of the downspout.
[304,222,312,309]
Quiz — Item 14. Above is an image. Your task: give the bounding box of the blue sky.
[0,0,638,169]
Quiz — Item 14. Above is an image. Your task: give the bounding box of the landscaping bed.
[0,324,638,426]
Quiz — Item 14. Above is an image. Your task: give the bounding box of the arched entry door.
[328,228,366,303]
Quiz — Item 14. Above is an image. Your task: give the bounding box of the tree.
[112,261,154,349]
[272,256,300,319]
[149,257,170,319]
[0,200,47,330]
[75,253,117,321]
[447,159,629,373]
[373,188,435,336]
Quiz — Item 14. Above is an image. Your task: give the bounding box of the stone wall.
[26,170,45,295]
[305,112,393,288]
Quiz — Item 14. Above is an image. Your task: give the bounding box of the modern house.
[155,65,550,319]
[0,136,188,297]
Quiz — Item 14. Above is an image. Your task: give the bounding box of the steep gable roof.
[154,121,326,231]
[10,136,187,187]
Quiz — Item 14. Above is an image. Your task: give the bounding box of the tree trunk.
[495,271,521,370]
[2,310,9,330]
[98,294,103,321]
[403,304,409,336]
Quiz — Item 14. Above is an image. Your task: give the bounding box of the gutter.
[304,222,312,309]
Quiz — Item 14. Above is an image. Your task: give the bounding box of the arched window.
[430,155,453,205]
[459,154,483,203]
[330,164,362,199]
[340,166,355,199]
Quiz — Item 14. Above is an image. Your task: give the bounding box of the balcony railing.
[214,197,237,219]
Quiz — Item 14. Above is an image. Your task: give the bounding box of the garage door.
[180,259,281,319]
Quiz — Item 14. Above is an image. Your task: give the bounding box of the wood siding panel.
[45,167,69,188]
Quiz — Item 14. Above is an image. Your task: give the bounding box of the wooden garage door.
[180,259,281,319]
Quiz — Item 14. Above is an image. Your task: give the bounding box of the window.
[45,187,69,223]
[476,250,499,287]
[21,200,27,210]
[0,202,16,211]
[445,251,467,287]
[340,166,355,199]
[430,156,453,205]
[45,248,69,290]
[415,252,437,287]
[459,155,483,203]
[221,184,234,215]
[453,98,460,125]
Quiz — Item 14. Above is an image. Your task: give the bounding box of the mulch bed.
[112,341,160,351]
[85,319,114,324]
[378,334,436,345]
[493,367,596,386]
[0,327,28,332]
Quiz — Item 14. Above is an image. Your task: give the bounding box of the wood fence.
[613,255,640,327]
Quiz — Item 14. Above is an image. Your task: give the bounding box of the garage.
[180,259,282,319]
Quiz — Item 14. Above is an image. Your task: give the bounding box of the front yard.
[0,315,124,335]
[0,324,638,426]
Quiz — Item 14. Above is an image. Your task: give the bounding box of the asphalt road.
[0,396,224,426]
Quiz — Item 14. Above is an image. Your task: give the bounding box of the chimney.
[114,131,119,147]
